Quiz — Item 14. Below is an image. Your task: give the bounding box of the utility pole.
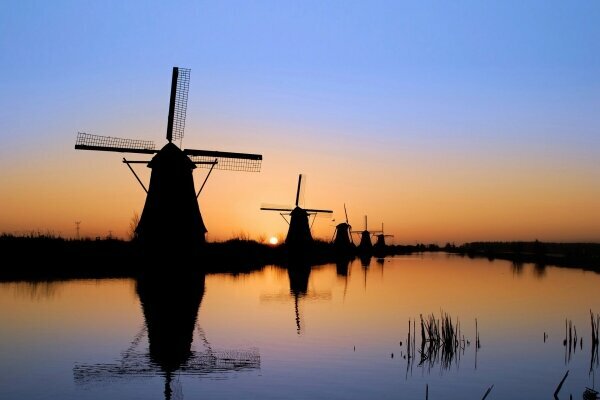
[75,221,81,240]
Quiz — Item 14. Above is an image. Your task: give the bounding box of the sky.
[1,0,599,243]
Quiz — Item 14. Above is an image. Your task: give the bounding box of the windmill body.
[359,231,373,250]
[332,204,355,254]
[261,174,332,250]
[333,222,353,248]
[374,234,387,248]
[75,67,262,250]
[373,222,394,254]
[287,207,313,247]
[136,143,207,249]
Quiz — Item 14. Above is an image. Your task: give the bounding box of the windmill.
[74,67,262,249]
[351,215,381,253]
[373,222,394,252]
[331,204,355,254]
[260,174,332,248]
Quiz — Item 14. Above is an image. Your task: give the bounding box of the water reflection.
[260,264,332,334]
[359,254,371,268]
[2,255,600,399]
[73,272,260,399]
[336,258,351,299]
[511,260,524,275]
[534,262,547,278]
[288,264,310,334]
[6,280,61,299]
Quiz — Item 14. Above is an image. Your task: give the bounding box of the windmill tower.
[260,174,332,249]
[351,215,381,253]
[75,67,262,250]
[373,222,394,252]
[331,204,355,254]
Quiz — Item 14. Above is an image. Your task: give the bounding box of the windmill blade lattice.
[304,208,334,214]
[186,149,262,172]
[75,132,156,154]
[296,174,306,208]
[166,67,190,147]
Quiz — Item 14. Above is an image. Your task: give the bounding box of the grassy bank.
[2,234,599,281]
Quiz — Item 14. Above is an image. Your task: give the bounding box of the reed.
[553,370,569,400]
[591,310,599,374]
[591,310,599,346]
[417,312,464,369]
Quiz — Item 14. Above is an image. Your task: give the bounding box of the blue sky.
[1,1,599,241]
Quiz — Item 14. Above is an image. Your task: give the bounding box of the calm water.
[1,254,599,399]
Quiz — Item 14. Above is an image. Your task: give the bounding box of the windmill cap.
[148,142,196,170]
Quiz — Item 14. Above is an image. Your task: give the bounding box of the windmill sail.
[75,132,156,154]
[166,67,190,146]
[260,203,295,212]
[295,175,303,207]
[303,208,333,214]
[185,149,262,172]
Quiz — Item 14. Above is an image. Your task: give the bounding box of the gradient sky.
[1,1,599,243]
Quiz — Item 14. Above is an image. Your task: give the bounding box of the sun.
[269,236,279,245]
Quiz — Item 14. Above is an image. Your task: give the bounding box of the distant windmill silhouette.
[74,67,262,249]
[351,215,381,253]
[260,174,332,248]
[331,204,355,254]
[373,222,394,253]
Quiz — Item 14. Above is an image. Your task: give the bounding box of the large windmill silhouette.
[260,174,332,248]
[75,67,262,249]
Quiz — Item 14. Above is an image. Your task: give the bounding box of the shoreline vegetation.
[1,233,599,281]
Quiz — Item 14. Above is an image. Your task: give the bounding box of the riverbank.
[448,241,600,273]
[2,234,599,281]
[0,234,420,281]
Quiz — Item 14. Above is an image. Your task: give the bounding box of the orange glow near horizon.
[1,125,599,244]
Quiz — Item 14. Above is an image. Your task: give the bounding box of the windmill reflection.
[336,258,351,277]
[335,258,352,300]
[359,254,372,290]
[260,264,331,335]
[73,272,260,399]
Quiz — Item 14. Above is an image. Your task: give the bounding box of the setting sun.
[269,236,278,245]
